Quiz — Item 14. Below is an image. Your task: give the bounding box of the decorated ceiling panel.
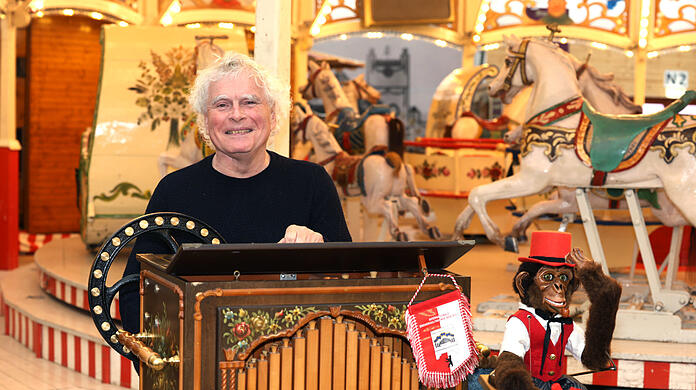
[484,0,629,34]
[654,0,696,37]
[320,0,359,24]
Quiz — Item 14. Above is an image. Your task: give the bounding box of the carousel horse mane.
[344,74,381,104]
[563,52,641,114]
[524,38,639,113]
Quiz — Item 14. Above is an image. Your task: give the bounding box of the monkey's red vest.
[510,309,574,382]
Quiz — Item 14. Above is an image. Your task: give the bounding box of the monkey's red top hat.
[518,231,575,267]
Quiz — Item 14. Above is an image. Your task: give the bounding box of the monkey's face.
[532,266,574,315]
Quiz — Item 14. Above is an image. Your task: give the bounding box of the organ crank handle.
[87,212,226,362]
[117,330,180,371]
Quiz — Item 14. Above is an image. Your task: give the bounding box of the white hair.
[188,52,290,149]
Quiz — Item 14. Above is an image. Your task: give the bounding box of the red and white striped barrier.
[2,299,138,389]
[19,232,79,254]
[566,353,696,390]
[38,268,121,321]
[482,349,696,389]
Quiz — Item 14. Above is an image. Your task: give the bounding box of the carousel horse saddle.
[335,105,392,133]
[334,105,394,153]
[331,146,395,196]
[583,90,696,172]
[331,151,362,195]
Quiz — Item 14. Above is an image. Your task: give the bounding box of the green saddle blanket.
[584,90,696,172]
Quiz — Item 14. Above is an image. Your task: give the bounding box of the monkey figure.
[489,231,622,390]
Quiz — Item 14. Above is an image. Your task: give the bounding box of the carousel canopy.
[2,0,691,52]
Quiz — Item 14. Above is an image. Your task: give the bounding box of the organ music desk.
[131,241,474,390]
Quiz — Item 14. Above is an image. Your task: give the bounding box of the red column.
[0,146,19,270]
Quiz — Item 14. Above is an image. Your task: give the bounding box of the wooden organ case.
[135,241,474,390]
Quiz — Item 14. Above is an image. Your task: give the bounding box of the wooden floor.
[0,257,125,390]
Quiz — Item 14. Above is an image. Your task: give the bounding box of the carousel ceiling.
[5,0,694,53]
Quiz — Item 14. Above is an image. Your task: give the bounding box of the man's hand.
[278,225,324,243]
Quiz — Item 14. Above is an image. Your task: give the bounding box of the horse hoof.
[428,226,441,240]
[420,199,431,215]
[504,236,519,253]
[516,234,528,243]
[396,232,409,241]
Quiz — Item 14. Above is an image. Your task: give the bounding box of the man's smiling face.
[205,72,274,160]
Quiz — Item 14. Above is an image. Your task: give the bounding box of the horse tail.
[385,151,402,177]
[387,116,405,156]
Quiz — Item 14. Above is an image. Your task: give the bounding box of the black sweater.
[120,151,351,334]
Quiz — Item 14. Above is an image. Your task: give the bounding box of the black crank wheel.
[87,212,226,361]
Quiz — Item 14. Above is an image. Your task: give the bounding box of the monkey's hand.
[567,248,621,302]
[489,352,539,390]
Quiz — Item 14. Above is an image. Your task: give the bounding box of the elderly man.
[120,52,351,340]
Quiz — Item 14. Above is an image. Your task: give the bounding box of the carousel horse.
[342,73,382,114]
[453,35,696,249]
[302,60,404,155]
[291,102,440,241]
[156,37,223,177]
[501,49,686,239]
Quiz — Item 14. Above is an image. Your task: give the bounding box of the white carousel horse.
[453,35,696,249]
[341,73,382,113]
[157,37,223,177]
[502,50,687,238]
[291,102,440,241]
[302,60,404,155]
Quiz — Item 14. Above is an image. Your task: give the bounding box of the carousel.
[0,0,695,389]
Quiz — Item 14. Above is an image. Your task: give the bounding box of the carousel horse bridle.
[503,38,591,93]
[501,38,534,93]
[300,68,343,122]
[300,68,323,100]
[292,104,313,144]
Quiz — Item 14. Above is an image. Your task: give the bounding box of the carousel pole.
[633,49,647,106]
[140,0,160,26]
[292,0,314,104]
[255,0,291,157]
[631,0,651,106]
[460,0,478,69]
[0,15,21,270]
